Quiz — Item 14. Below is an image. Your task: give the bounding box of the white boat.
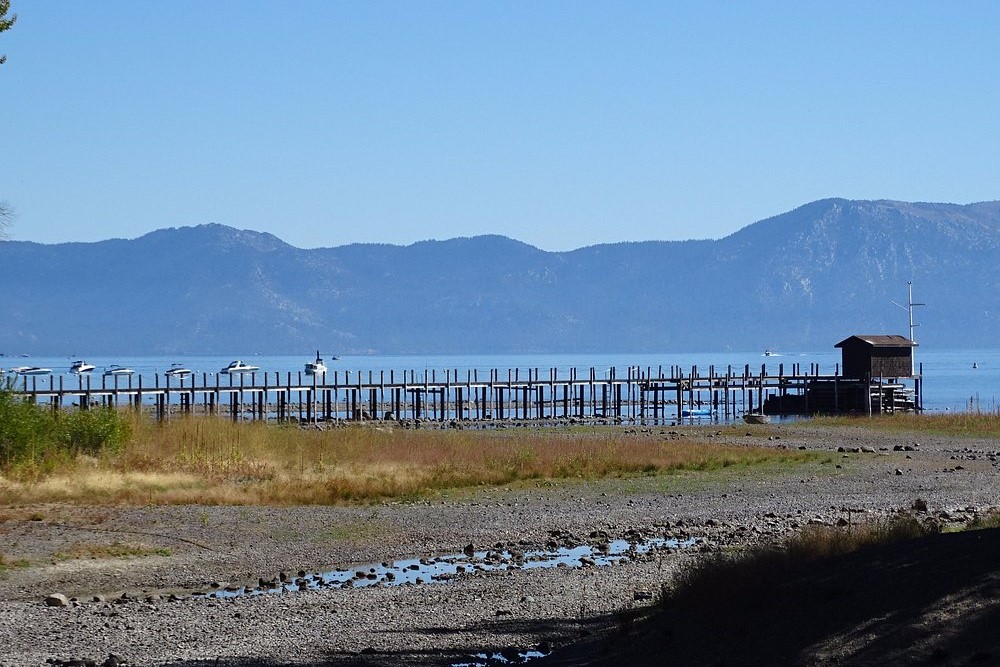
[304,351,327,376]
[11,366,52,376]
[220,360,259,374]
[164,363,193,377]
[103,365,134,376]
[69,360,96,374]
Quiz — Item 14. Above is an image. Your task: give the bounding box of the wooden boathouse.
[764,334,921,416]
[835,334,917,380]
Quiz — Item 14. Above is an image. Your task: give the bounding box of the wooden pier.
[10,361,924,423]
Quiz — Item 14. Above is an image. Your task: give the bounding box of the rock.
[895,468,904,475]
[102,654,126,667]
[463,543,475,556]
[44,593,70,607]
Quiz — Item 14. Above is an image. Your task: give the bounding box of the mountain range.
[1,198,997,355]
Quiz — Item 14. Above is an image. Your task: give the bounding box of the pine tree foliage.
[0,0,16,66]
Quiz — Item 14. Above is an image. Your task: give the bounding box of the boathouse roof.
[835,335,917,348]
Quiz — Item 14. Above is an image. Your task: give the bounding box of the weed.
[52,541,171,561]
[666,512,936,610]
[0,552,30,577]
[969,508,1000,530]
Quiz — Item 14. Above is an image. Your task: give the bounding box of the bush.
[0,387,57,466]
[57,407,131,456]
[0,386,131,469]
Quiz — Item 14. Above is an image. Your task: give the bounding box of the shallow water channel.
[197,535,696,600]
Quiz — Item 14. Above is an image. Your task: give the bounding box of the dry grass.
[0,552,30,576]
[0,416,815,505]
[51,541,171,562]
[666,512,935,608]
[810,412,1000,437]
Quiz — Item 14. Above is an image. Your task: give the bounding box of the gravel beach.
[1,422,998,666]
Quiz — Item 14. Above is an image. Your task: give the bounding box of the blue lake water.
[2,348,998,413]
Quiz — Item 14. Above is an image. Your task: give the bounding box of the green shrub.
[57,407,131,456]
[0,386,131,469]
[0,388,57,466]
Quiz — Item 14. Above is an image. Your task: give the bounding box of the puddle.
[197,535,697,600]
[453,649,550,666]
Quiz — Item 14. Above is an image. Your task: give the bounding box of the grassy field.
[0,416,816,505]
[810,412,1000,437]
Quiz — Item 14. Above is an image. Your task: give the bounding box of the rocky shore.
[1,422,998,666]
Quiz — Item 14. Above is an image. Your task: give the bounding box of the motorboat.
[10,366,52,376]
[164,363,193,377]
[69,360,96,374]
[220,360,259,374]
[103,365,134,376]
[304,351,327,376]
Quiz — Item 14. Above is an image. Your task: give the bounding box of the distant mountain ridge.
[1,198,997,354]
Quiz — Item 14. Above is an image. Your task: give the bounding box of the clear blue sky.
[2,1,999,251]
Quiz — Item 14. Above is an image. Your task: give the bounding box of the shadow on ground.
[540,526,1000,667]
[160,528,1000,667]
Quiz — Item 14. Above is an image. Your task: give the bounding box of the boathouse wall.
[835,335,916,380]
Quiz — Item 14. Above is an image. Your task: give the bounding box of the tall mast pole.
[892,281,925,375]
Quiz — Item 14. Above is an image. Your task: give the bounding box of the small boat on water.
[10,366,52,376]
[69,360,96,374]
[681,407,715,418]
[743,413,771,425]
[164,363,192,377]
[103,365,134,376]
[220,360,259,374]
[304,351,327,376]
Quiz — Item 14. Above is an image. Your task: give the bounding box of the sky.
[1,2,999,251]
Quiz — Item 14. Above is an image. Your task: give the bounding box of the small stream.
[197,535,697,599]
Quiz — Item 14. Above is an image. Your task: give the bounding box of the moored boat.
[304,351,327,376]
[69,360,96,374]
[165,363,193,377]
[103,365,134,376]
[10,366,52,376]
[681,407,715,418]
[220,360,259,374]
